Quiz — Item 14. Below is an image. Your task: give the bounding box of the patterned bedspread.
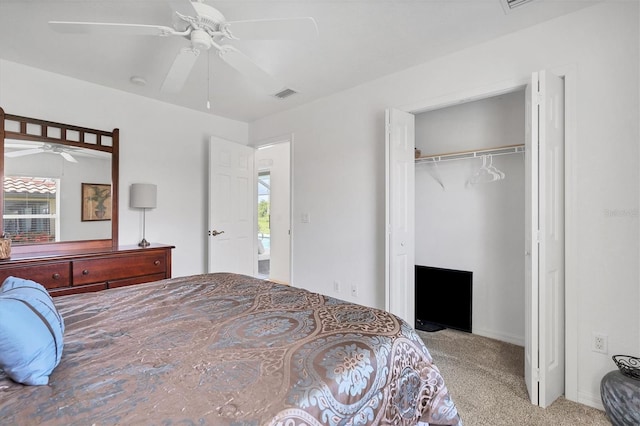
[0,273,460,425]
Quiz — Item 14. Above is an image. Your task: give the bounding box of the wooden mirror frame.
[0,107,119,254]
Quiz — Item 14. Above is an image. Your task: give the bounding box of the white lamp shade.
[130,183,157,209]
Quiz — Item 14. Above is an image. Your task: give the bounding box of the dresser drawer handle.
[154,260,160,266]
[82,269,89,275]
[52,273,60,280]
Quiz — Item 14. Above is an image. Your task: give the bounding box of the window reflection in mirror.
[4,140,111,245]
[4,176,58,245]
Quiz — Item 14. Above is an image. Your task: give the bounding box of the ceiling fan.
[5,143,79,163]
[48,0,319,95]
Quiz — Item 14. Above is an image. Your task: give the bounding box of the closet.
[414,90,526,346]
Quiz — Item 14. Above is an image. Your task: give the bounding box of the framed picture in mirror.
[81,183,112,221]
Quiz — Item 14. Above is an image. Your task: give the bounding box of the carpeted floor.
[417,328,611,426]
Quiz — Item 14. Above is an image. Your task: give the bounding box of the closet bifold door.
[385,108,415,327]
[524,70,565,409]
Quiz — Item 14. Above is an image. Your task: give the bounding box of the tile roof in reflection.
[4,176,56,194]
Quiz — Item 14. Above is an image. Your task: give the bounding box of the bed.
[0,273,461,425]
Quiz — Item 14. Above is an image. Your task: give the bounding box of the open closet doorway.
[255,140,291,284]
[386,69,569,408]
[414,90,526,346]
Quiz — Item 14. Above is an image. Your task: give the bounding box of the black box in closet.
[415,265,472,333]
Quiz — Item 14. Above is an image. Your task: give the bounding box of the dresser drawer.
[0,262,71,289]
[72,250,167,285]
[0,244,173,296]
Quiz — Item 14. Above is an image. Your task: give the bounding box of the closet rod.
[415,143,525,164]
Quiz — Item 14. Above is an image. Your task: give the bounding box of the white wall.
[415,91,525,345]
[255,141,291,283]
[0,59,249,277]
[250,3,639,409]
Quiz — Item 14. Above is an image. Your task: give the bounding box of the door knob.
[210,230,225,237]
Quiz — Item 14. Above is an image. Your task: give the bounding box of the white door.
[385,108,415,325]
[525,70,565,407]
[208,136,256,275]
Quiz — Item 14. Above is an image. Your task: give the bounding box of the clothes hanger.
[469,155,501,185]
[428,159,445,190]
[486,154,505,180]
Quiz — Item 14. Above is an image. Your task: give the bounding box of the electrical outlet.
[593,333,608,354]
[333,280,340,293]
[351,284,358,297]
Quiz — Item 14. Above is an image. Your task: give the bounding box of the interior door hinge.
[534,367,540,381]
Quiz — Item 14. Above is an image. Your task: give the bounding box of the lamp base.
[138,238,151,247]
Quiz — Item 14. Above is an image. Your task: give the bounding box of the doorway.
[386,70,571,407]
[257,170,271,278]
[414,90,526,346]
[207,136,292,285]
[255,141,291,284]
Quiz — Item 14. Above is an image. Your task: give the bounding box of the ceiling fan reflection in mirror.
[48,0,319,95]
[4,142,103,163]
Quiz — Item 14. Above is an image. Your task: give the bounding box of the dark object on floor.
[415,265,472,333]
[416,319,445,332]
[601,369,640,425]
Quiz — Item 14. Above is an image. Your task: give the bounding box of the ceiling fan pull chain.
[207,50,212,110]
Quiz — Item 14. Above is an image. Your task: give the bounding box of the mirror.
[0,108,119,254]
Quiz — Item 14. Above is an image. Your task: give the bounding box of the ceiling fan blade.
[223,17,318,40]
[60,152,78,163]
[161,47,201,93]
[5,148,45,158]
[218,46,285,95]
[5,141,43,149]
[49,21,177,37]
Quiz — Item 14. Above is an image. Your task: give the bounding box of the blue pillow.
[0,276,65,385]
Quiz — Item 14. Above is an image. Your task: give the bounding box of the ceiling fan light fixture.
[190,29,212,51]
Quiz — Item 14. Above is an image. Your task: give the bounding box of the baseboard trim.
[577,390,604,411]
[472,326,525,347]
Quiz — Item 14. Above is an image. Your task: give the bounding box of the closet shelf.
[416,143,525,164]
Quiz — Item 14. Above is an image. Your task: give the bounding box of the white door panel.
[209,136,256,275]
[525,70,565,408]
[538,70,565,408]
[524,79,538,405]
[385,108,415,326]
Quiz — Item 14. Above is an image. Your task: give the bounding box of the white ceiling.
[0,0,598,123]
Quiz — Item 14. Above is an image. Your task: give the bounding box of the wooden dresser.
[0,244,174,296]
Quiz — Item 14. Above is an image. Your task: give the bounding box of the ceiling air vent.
[273,88,298,99]
[500,0,535,13]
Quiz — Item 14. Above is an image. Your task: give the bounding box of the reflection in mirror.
[4,140,111,245]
